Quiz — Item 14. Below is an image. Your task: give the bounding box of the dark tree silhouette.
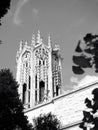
[0,69,32,130]
[72,33,98,74]
[0,0,11,45]
[80,88,98,130]
[33,112,60,130]
[0,0,11,25]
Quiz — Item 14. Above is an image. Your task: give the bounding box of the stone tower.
[16,31,63,109]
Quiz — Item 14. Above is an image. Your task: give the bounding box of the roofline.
[25,80,98,113]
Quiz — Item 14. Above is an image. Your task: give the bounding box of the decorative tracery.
[16,31,62,109]
[20,52,31,108]
[34,46,49,104]
[52,50,62,97]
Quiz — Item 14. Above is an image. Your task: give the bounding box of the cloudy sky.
[0,0,98,90]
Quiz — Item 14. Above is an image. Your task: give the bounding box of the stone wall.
[25,81,98,130]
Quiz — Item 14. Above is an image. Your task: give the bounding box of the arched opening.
[35,75,37,103]
[28,76,31,104]
[29,76,31,89]
[56,85,59,96]
[22,83,27,104]
[39,81,45,102]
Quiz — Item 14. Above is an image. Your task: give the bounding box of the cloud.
[71,75,98,90]
[63,75,98,93]
[32,8,39,21]
[33,8,38,15]
[14,0,29,25]
[70,76,79,84]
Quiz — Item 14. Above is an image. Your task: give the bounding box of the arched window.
[39,81,45,102]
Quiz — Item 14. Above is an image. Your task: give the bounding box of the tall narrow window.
[26,61,28,67]
[56,85,59,96]
[53,77,55,97]
[35,91,37,103]
[23,83,27,104]
[39,81,45,102]
[35,75,37,89]
[39,60,41,65]
[35,75,37,103]
[28,91,30,103]
[29,76,31,89]
[43,60,45,65]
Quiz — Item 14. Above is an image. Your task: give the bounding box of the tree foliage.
[33,112,60,130]
[72,33,98,74]
[80,88,98,130]
[0,0,11,25]
[0,69,32,130]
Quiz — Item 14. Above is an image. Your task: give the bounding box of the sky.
[0,0,98,91]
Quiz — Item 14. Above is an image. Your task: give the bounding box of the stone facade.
[25,81,98,130]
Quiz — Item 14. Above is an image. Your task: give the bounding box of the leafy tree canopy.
[0,69,32,130]
[33,112,60,130]
[80,88,98,130]
[72,33,98,74]
[0,0,11,25]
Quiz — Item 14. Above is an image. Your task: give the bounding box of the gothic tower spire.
[31,33,35,46]
[37,30,41,44]
[48,35,52,48]
[19,40,23,52]
[16,31,63,109]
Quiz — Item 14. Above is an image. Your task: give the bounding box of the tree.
[80,88,98,130]
[33,112,60,130]
[0,0,11,45]
[72,33,98,74]
[0,0,11,25]
[0,69,32,130]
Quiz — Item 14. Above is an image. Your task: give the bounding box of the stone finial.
[25,41,28,46]
[54,43,60,51]
[19,40,23,52]
[48,35,52,48]
[31,34,35,46]
[37,30,41,44]
[40,37,43,44]
[16,51,19,62]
